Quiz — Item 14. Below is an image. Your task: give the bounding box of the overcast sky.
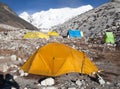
[0,0,110,14]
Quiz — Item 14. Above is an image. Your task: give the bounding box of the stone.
[19,70,25,76]
[97,74,105,85]
[24,87,28,89]
[106,81,111,85]
[11,87,17,89]
[13,75,18,79]
[10,64,15,68]
[91,87,96,89]
[11,55,17,61]
[18,58,22,61]
[40,78,55,86]
[114,82,120,87]
[0,56,4,59]
[72,45,75,49]
[20,72,24,77]
[11,70,17,73]
[42,86,58,89]
[37,83,41,86]
[24,73,29,76]
[3,63,9,72]
[76,79,82,87]
[68,87,76,89]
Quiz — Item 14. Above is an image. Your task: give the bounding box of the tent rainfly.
[68,29,81,38]
[23,32,49,39]
[104,32,115,44]
[47,31,59,36]
[21,42,98,76]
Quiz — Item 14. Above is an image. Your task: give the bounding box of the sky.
[0,0,110,14]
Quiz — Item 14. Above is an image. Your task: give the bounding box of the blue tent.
[68,29,81,38]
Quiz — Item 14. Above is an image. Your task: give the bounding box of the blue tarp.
[68,30,81,38]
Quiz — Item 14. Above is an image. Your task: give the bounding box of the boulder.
[11,55,17,61]
[76,79,82,87]
[42,86,58,89]
[68,87,76,89]
[11,87,17,89]
[40,78,55,86]
[98,74,105,85]
[3,63,9,72]
[19,70,25,77]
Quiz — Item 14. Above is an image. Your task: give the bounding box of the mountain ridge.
[0,2,38,30]
[19,5,93,29]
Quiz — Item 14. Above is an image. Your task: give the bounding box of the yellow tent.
[47,31,59,36]
[21,42,98,76]
[23,32,49,39]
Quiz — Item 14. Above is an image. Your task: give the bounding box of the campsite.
[0,0,120,89]
[0,27,120,89]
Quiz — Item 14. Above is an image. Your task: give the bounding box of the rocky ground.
[0,27,120,89]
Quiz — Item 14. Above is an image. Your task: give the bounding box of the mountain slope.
[19,5,93,29]
[0,2,38,30]
[53,2,120,41]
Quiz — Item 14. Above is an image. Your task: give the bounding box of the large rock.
[75,79,82,87]
[98,74,105,85]
[2,63,9,72]
[11,55,17,61]
[68,87,76,89]
[40,78,55,86]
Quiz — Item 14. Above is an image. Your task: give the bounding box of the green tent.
[104,32,115,44]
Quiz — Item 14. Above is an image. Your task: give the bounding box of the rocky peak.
[0,2,38,30]
[111,0,120,3]
[0,2,16,15]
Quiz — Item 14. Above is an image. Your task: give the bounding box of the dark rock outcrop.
[0,2,38,30]
[111,0,120,3]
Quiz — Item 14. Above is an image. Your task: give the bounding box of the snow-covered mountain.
[19,5,93,29]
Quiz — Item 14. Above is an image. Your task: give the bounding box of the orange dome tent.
[21,42,98,76]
